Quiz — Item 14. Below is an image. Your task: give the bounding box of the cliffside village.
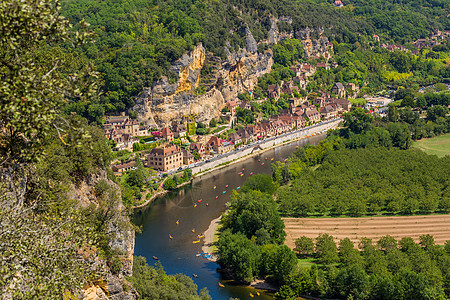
[105,60,355,174]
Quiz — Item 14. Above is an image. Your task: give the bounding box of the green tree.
[343,108,374,136]
[315,234,339,265]
[294,236,315,257]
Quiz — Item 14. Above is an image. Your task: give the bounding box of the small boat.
[192,228,195,233]
[193,274,198,278]
[242,168,245,171]
[256,291,260,296]
[236,186,240,190]
[214,185,216,189]
[265,158,267,160]
[169,234,173,239]
[152,256,158,260]
[197,199,203,203]
[192,240,201,244]
[261,163,264,165]
[226,185,229,188]
[218,282,225,288]
[223,191,226,194]
[196,253,202,256]
[250,293,254,298]
[250,172,253,176]
[215,196,218,199]
[197,234,205,239]
[176,220,179,225]
[206,203,209,206]
[194,204,197,207]
[240,173,243,176]
[271,158,274,161]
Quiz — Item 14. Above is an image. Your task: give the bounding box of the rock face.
[133,38,273,127]
[296,27,333,59]
[69,171,137,300]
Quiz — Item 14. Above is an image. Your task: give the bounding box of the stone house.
[237,128,253,144]
[182,150,195,165]
[189,143,205,157]
[227,132,242,145]
[161,127,174,142]
[267,84,281,100]
[303,108,321,123]
[225,100,239,113]
[147,144,183,171]
[123,119,139,136]
[239,101,251,110]
[172,123,187,140]
[320,105,338,120]
[111,161,135,173]
[332,82,346,98]
[334,98,352,112]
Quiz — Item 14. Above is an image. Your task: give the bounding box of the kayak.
[153,256,158,260]
[192,240,201,244]
[261,163,264,165]
[194,204,197,207]
[226,185,229,188]
[250,172,253,175]
[215,196,218,199]
[169,234,173,239]
[218,282,225,288]
[214,185,216,189]
[176,220,179,225]
[236,186,240,190]
[223,191,226,194]
[197,199,203,203]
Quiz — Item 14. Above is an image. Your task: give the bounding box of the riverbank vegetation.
[129,256,211,300]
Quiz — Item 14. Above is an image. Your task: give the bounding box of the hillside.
[60,0,450,122]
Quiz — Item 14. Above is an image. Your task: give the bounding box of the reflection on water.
[133,135,325,299]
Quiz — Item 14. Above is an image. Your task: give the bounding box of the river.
[133,135,325,300]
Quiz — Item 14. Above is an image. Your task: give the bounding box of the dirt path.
[283,214,450,248]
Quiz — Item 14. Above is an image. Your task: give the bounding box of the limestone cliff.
[133,37,273,127]
[69,171,137,300]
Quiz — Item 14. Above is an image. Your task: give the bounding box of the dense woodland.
[217,174,450,300]
[59,0,450,122]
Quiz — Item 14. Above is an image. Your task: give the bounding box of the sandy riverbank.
[201,216,221,261]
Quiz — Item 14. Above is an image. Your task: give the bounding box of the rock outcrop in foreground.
[70,171,136,300]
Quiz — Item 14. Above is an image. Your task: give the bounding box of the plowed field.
[283,214,450,248]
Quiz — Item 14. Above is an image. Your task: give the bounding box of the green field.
[412,133,450,157]
[348,98,368,106]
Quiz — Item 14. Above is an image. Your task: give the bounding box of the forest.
[216,174,450,300]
